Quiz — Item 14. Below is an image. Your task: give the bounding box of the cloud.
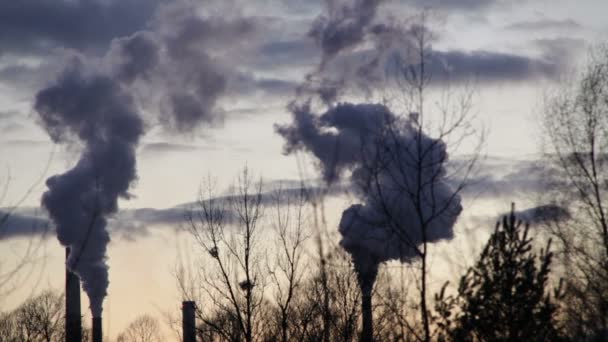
[0,184,344,241]
[0,0,162,56]
[226,73,299,99]
[0,139,50,148]
[512,204,570,224]
[255,39,319,70]
[317,46,563,90]
[0,55,69,97]
[402,0,525,11]
[0,111,27,134]
[425,49,560,82]
[506,19,582,31]
[456,158,544,198]
[0,210,50,239]
[140,142,200,155]
[533,37,587,66]
[0,110,20,120]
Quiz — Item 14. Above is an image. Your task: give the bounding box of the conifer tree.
[435,204,563,342]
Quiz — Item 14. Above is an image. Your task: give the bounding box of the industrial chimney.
[182,301,196,342]
[65,247,82,342]
[92,316,102,342]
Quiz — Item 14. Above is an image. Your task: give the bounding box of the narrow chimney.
[92,317,102,342]
[182,301,196,342]
[65,247,82,342]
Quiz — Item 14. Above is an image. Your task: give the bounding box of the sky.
[0,0,606,339]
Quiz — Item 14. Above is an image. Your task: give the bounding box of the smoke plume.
[107,2,258,131]
[277,102,462,284]
[277,1,463,289]
[33,0,255,317]
[303,0,409,103]
[35,61,144,317]
[310,0,384,67]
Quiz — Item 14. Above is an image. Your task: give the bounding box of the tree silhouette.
[435,205,563,342]
[116,314,163,342]
[542,44,608,340]
[0,290,64,342]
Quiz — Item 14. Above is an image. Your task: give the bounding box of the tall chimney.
[92,317,102,342]
[65,247,82,342]
[182,301,196,342]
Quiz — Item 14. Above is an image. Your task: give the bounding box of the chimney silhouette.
[182,301,196,342]
[92,316,102,342]
[65,247,82,342]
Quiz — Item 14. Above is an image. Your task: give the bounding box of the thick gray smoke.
[108,2,257,131]
[310,0,383,67]
[277,102,462,285]
[304,0,409,103]
[35,62,144,317]
[34,1,253,317]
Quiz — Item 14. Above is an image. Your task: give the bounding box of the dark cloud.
[0,210,50,240]
[0,185,341,241]
[255,39,319,70]
[402,0,520,11]
[512,204,570,224]
[108,207,188,240]
[140,142,200,155]
[316,45,562,90]
[227,73,299,98]
[426,49,560,82]
[0,0,162,56]
[454,157,566,199]
[280,0,324,15]
[0,140,49,148]
[506,19,582,31]
[0,64,42,87]
[0,57,67,96]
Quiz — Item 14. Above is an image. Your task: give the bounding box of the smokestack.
[92,317,102,342]
[65,247,82,342]
[182,301,196,342]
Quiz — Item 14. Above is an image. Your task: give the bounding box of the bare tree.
[542,44,608,340]
[180,167,266,342]
[116,315,164,342]
[284,247,361,342]
[267,186,309,342]
[350,12,481,342]
[0,162,52,300]
[0,289,64,342]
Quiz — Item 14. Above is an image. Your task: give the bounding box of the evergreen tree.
[435,204,563,342]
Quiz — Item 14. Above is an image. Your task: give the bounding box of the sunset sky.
[1,0,607,339]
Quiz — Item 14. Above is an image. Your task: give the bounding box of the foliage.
[434,206,563,342]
